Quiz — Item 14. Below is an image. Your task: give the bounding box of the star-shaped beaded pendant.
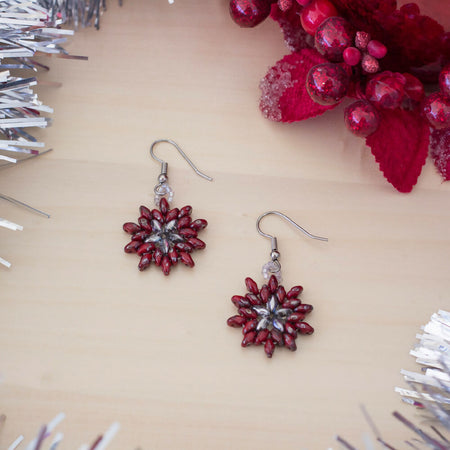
[227,274,314,357]
[123,197,207,275]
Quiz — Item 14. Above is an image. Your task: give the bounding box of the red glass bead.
[238,307,258,319]
[138,217,152,232]
[264,339,275,358]
[343,47,361,66]
[296,322,314,334]
[187,237,206,249]
[287,286,303,299]
[152,209,164,223]
[300,0,338,36]
[282,299,301,309]
[243,319,257,334]
[245,277,259,294]
[179,251,195,267]
[178,206,192,218]
[260,285,270,302]
[190,219,208,231]
[367,40,387,59]
[138,253,152,271]
[355,31,370,50]
[361,54,380,74]
[296,304,313,314]
[315,17,353,62]
[139,206,152,220]
[344,100,380,137]
[137,242,156,256]
[229,0,271,28]
[231,295,250,308]
[245,293,261,306]
[123,222,140,234]
[271,330,283,345]
[306,63,350,105]
[124,240,140,253]
[423,93,450,130]
[276,286,286,302]
[161,256,171,276]
[169,249,178,265]
[439,65,450,98]
[159,198,169,215]
[287,313,305,322]
[242,331,256,347]
[365,71,406,109]
[255,329,269,345]
[174,242,193,253]
[165,208,179,222]
[179,228,197,238]
[131,231,147,242]
[227,315,246,327]
[268,275,278,293]
[285,322,297,336]
[177,216,191,229]
[283,333,297,351]
[153,248,163,266]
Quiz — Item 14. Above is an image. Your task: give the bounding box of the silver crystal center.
[144,219,184,254]
[252,294,292,333]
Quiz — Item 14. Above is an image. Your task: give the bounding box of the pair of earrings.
[122,139,328,357]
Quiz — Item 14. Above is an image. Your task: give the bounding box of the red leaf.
[365,109,430,192]
[259,50,335,123]
[430,127,450,181]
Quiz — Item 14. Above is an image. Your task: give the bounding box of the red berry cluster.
[227,275,314,358]
[123,198,207,275]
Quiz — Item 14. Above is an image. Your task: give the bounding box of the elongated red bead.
[238,307,257,319]
[123,222,141,234]
[268,275,278,293]
[165,208,179,222]
[255,329,269,345]
[287,286,303,299]
[276,286,286,303]
[187,238,206,249]
[124,241,141,253]
[245,277,259,295]
[287,313,305,322]
[285,322,297,336]
[231,295,250,308]
[283,333,297,351]
[131,231,147,241]
[190,219,208,231]
[296,322,314,334]
[227,315,246,327]
[242,331,256,347]
[271,329,283,345]
[260,285,270,302]
[152,209,164,223]
[243,319,257,334]
[137,242,156,256]
[179,228,197,238]
[174,242,193,253]
[296,304,313,314]
[177,216,192,229]
[159,198,169,215]
[161,256,171,276]
[138,253,152,271]
[138,217,152,232]
[246,293,261,306]
[153,248,163,266]
[139,205,152,220]
[179,251,195,267]
[168,249,178,265]
[264,339,275,357]
[178,205,192,218]
[282,299,301,309]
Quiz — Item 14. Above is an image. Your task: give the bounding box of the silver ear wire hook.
[149,139,213,181]
[256,211,328,282]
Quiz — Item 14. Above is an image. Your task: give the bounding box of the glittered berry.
[344,100,380,137]
[300,0,338,36]
[354,31,370,50]
[367,40,387,59]
[343,46,361,66]
[365,71,406,109]
[361,54,380,74]
[306,63,350,105]
[229,0,271,27]
[423,93,450,130]
[315,17,353,62]
[439,65,450,98]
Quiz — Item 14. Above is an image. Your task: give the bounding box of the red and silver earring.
[227,211,328,357]
[123,139,212,275]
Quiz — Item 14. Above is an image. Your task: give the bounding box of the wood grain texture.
[0,1,449,448]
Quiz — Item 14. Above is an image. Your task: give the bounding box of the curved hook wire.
[149,139,213,181]
[256,211,328,243]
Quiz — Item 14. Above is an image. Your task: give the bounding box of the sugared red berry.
[343,46,361,66]
[365,71,406,109]
[367,40,387,59]
[344,100,380,137]
[423,93,450,129]
[229,0,271,28]
[306,63,350,105]
[300,0,338,36]
[315,17,354,62]
[439,64,450,98]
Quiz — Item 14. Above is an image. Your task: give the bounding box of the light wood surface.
[1,1,449,448]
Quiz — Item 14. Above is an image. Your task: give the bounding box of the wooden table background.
[1,1,449,448]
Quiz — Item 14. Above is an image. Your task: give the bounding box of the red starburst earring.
[227,211,328,357]
[123,139,213,275]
